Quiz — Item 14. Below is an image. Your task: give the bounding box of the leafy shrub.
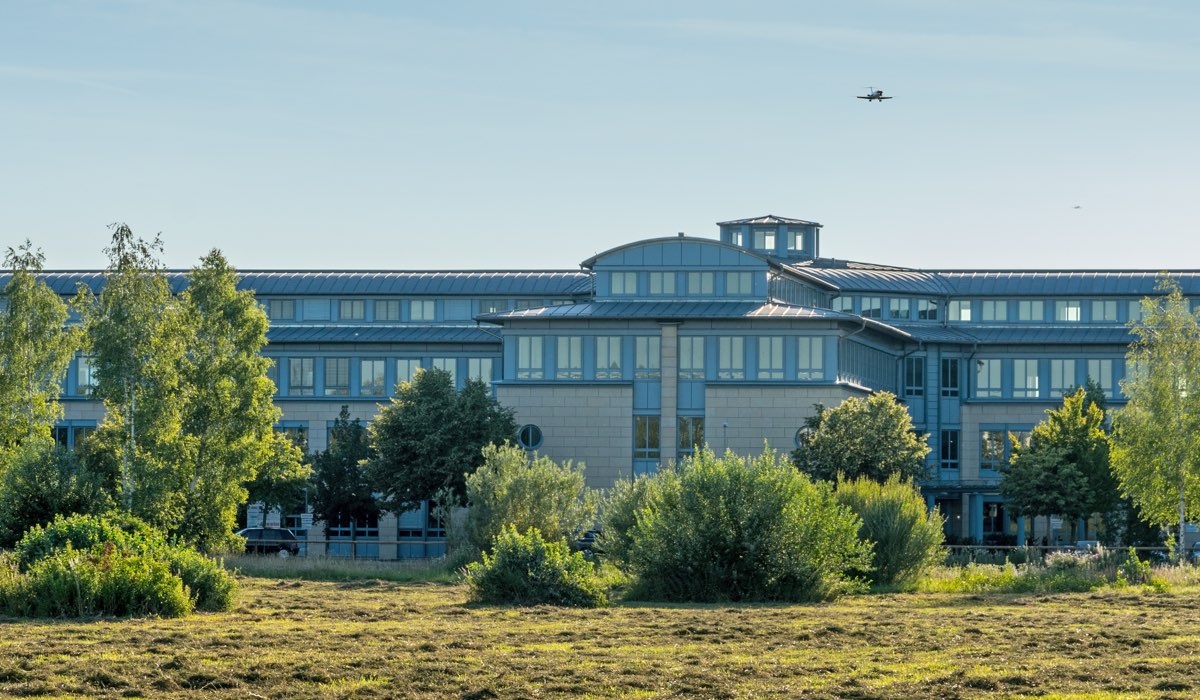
[464,443,596,554]
[624,447,871,603]
[0,442,115,548]
[15,512,164,570]
[836,475,945,586]
[596,476,652,567]
[464,526,606,607]
[162,547,238,612]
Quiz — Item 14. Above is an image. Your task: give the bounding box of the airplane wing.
[856,96,870,99]
[879,96,893,99]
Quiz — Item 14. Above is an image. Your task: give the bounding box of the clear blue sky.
[3,1,1197,271]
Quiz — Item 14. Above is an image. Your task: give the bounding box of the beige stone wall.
[703,384,867,457]
[497,383,634,490]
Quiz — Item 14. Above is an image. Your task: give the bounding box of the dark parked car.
[237,527,301,557]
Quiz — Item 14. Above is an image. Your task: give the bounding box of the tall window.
[635,337,660,379]
[976,359,1001,398]
[1088,359,1114,398]
[268,299,295,321]
[948,300,971,322]
[409,300,435,321]
[904,357,925,397]
[396,358,420,384]
[981,300,1008,321]
[1050,359,1077,397]
[717,336,745,380]
[467,358,493,385]
[634,415,661,459]
[375,300,401,321]
[860,297,882,319]
[753,228,775,250]
[266,359,279,393]
[595,336,622,379]
[725,272,753,296]
[432,357,456,384]
[941,358,960,397]
[786,229,803,253]
[917,299,939,320]
[1055,300,1082,322]
[678,417,704,456]
[1092,300,1118,322]
[556,336,583,379]
[324,358,350,396]
[832,297,854,313]
[648,272,676,295]
[889,298,910,320]
[940,430,960,469]
[1013,359,1039,398]
[687,272,714,295]
[797,337,824,380]
[679,337,705,379]
[757,337,784,379]
[611,271,637,295]
[360,359,385,396]
[1128,300,1145,323]
[980,431,1006,470]
[517,337,544,379]
[339,300,365,321]
[76,355,96,395]
[1018,300,1044,321]
[289,358,314,396]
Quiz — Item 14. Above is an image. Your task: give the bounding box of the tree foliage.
[0,443,115,547]
[311,407,377,537]
[1000,387,1116,536]
[368,370,516,511]
[836,475,945,586]
[244,433,310,529]
[791,392,931,483]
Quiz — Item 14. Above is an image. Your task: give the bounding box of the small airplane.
[857,88,893,102]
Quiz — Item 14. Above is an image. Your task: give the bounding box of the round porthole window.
[794,426,812,449]
[517,424,543,450]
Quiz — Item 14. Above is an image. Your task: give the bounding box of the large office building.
[31,214,1200,552]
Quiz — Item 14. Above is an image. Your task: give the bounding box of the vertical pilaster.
[660,323,678,466]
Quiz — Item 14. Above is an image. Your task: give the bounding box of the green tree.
[0,443,114,547]
[836,475,945,586]
[79,225,187,526]
[1000,387,1116,541]
[1110,278,1200,559]
[368,370,516,511]
[311,407,378,538]
[0,241,83,449]
[245,432,310,529]
[791,392,931,483]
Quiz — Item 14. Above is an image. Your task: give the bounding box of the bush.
[15,512,164,570]
[464,526,607,607]
[162,547,238,612]
[836,475,945,586]
[624,447,871,603]
[464,443,596,554]
[0,442,114,548]
[596,476,652,567]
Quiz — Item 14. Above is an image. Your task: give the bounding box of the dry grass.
[1,575,1200,698]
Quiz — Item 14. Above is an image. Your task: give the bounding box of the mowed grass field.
[1,572,1199,699]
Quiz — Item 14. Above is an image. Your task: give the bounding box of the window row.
[728,226,810,255]
[513,335,826,382]
[974,358,1116,399]
[607,271,757,297]
[834,296,1176,325]
[937,428,1031,471]
[264,297,572,323]
[833,296,940,321]
[269,356,495,397]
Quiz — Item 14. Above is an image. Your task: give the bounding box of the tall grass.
[227,555,460,583]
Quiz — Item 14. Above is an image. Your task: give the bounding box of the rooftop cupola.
[717,214,822,262]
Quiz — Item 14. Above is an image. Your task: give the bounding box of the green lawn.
[0,574,1197,699]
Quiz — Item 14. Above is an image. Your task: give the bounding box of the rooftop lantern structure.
[718,214,822,262]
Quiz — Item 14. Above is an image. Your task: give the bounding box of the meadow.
[1,562,1199,699]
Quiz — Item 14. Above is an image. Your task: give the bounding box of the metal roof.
[481,301,854,321]
[2,271,593,297]
[935,271,1200,297]
[716,214,823,227]
[265,324,500,344]
[959,325,1136,346]
[792,267,955,295]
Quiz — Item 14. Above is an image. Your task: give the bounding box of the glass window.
[517,424,543,450]
[513,299,542,310]
[725,272,753,296]
[467,358,493,385]
[432,357,456,384]
[861,297,882,319]
[889,298,910,320]
[409,300,435,321]
[786,229,803,252]
[268,299,295,321]
[940,430,959,469]
[832,297,854,313]
[517,337,544,380]
[375,300,401,321]
[1055,300,1082,322]
[948,300,971,322]
[679,337,704,380]
[1092,300,1118,322]
[360,359,385,396]
[396,358,421,384]
[634,415,661,459]
[717,336,745,380]
[757,337,784,379]
[917,299,939,320]
[556,336,583,379]
[648,272,676,295]
[1050,359,1077,398]
[1128,300,1145,323]
[678,417,704,456]
[1018,300,1044,321]
[797,337,824,380]
[753,228,775,250]
[266,359,279,393]
[339,300,365,321]
[1088,359,1114,398]
[611,271,637,295]
[76,355,96,395]
[981,300,1008,321]
[635,337,661,379]
[480,299,509,314]
[280,425,308,451]
[324,358,350,396]
[976,359,1001,398]
[289,358,314,396]
[981,431,1006,470]
[1013,359,1040,398]
[904,357,925,397]
[941,358,960,397]
[687,272,714,295]
[595,336,622,380]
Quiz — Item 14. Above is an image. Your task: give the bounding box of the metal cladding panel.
[266,325,498,344]
[964,326,1136,345]
[483,301,863,321]
[938,271,1200,297]
[716,214,821,226]
[798,268,953,295]
[890,325,979,343]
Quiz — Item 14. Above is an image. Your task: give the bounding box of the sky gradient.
[3,1,1198,271]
